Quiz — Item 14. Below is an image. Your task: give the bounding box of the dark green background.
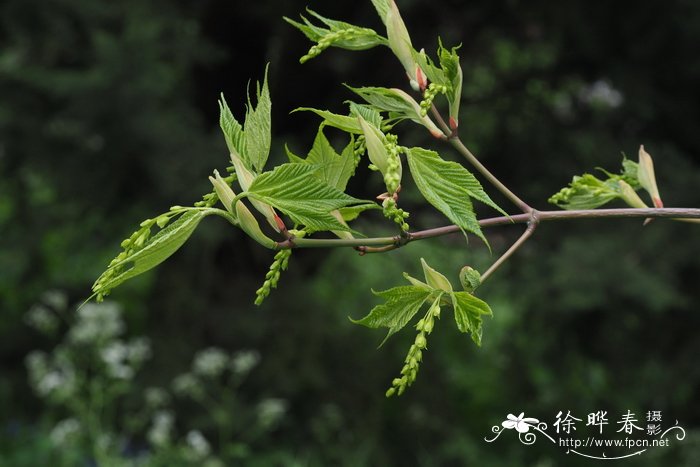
[1,0,699,465]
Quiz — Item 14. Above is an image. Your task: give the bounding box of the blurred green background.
[1,0,699,465]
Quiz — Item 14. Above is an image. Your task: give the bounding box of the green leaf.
[351,286,432,344]
[245,163,366,232]
[93,209,226,299]
[304,127,356,191]
[218,94,245,156]
[451,291,492,346]
[406,148,506,243]
[244,66,272,172]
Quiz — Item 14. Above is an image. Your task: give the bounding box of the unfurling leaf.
[459,266,481,293]
[406,148,506,244]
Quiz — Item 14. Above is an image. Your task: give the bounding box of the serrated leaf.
[451,291,492,346]
[218,94,245,157]
[411,49,448,86]
[244,66,272,172]
[406,148,506,243]
[245,163,366,232]
[351,286,432,344]
[304,127,356,191]
[93,209,224,298]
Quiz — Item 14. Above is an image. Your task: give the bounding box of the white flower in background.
[100,340,134,380]
[25,304,59,335]
[147,410,174,447]
[172,373,203,397]
[40,289,68,311]
[193,347,229,377]
[49,418,81,446]
[68,302,124,344]
[257,398,287,429]
[145,387,171,409]
[578,80,623,108]
[186,430,211,458]
[231,350,260,375]
[502,412,540,433]
[128,337,152,363]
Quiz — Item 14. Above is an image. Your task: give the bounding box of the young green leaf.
[351,286,432,344]
[451,291,492,346]
[93,209,230,300]
[244,163,366,232]
[406,148,506,243]
[244,66,272,173]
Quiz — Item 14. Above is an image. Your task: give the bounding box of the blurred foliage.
[1,0,699,465]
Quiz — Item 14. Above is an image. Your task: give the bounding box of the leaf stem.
[479,210,539,284]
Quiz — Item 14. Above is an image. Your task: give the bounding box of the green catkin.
[382,198,410,232]
[419,83,449,117]
[386,298,441,397]
[383,134,401,194]
[300,29,358,63]
[353,135,366,168]
[254,249,293,306]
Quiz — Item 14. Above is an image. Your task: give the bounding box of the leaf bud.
[234,201,276,249]
[638,145,663,208]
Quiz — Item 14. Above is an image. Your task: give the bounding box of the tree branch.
[480,210,539,284]
[273,207,700,250]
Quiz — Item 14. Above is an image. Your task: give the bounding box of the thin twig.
[480,210,540,284]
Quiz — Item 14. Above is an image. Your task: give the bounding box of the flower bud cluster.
[301,29,358,63]
[195,170,236,208]
[382,197,409,232]
[420,83,449,117]
[383,134,402,194]
[255,249,292,305]
[353,134,366,168]
[386,298,441,397]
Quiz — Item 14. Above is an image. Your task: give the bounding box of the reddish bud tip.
[653,197,664,208]
[274,214,287,232]
[449,117,459,131]
[416,66,427,91]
